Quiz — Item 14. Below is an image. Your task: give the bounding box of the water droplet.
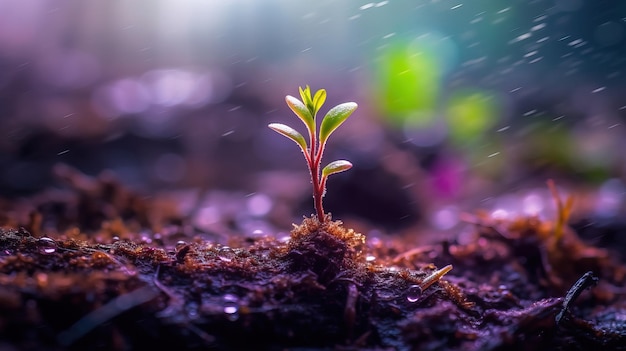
[223,304,239,321]
[38,237,57,254]
[224,305,238,314]
[365,255,376,262]
[406,285,422,303]
[218,246,234,262]
[111,236,120,243]
[175,240,187,249]
[222,294,240,321]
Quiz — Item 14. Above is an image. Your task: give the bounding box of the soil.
[1,169,625,351]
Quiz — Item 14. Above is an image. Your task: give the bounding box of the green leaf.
[312,89,327,115]
[285,95,315,135]
[299,86,306,101]
[319,102,358,144]
[299,85,317,117]
[299,86,313,110]
[268,123,308,153]
[322,160,353,178]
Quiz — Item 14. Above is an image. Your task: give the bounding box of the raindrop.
[531,23,545,31]
[406,285,422,303]
[592,87,606,94]
[38,237,57,254]
[509,32,532,44]
[218,246,235,262]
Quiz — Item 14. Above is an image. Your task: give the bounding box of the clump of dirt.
[0,171,625,350]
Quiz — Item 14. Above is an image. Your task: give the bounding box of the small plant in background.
[269,86,357,223]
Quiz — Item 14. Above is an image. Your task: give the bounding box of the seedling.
[269,86,358,223]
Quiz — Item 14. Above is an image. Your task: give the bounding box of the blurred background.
[1,0,625,238]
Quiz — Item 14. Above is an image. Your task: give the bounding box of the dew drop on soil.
[223,294,240,321]
[38,237,57,254]
[223,304,239,321]
[406,284,422,303]
[218,246,235,262]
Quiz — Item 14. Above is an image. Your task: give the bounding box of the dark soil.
[1,170,625,351]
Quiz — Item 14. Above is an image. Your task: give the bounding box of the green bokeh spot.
[445,90,499,143]
[375,41,441,127]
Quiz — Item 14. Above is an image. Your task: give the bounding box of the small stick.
[420,264,454,291]
[555,271,599,325]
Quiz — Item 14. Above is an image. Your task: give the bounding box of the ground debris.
[1,190,626,350]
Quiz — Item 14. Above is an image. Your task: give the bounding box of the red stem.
[309,129,325,222]
[304,115,329,223]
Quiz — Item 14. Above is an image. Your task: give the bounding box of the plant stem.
[312,164,325,222]
[309,131,325,222]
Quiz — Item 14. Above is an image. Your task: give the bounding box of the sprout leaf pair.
[269,86,357,222]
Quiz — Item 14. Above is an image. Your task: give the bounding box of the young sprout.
[268,86,358,223]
